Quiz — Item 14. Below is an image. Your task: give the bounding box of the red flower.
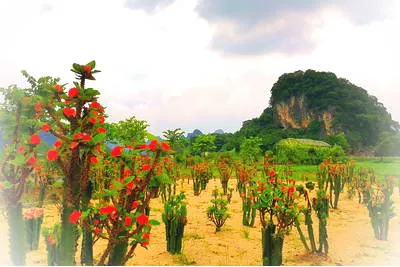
[268,170,276,177]
[137,144,148,149]
[90,101,101,108]
[63,108,76,117]
[141,241,149,247]
[280,186,286,192]
[83,65,92,73]
[34,104,42,111]
[94,219,100,226]
[70,142,79,149]
[90,156,98,164]
[98,116,105,124]
[269,178,276,183]
[149,140,158,151]
[97,127,106,134]
[27,156,36,166]
[68,87,79,98]
[89,117,97,124]
[53,84,63,93]
[161,142,170,151]
[124,216,133,226]
[30,134,41,145]
[73,132,83,140]
[99,205,117,215]
[94,227,102,234]
[111,146,123,157]
[47,150,59,161]
[288,187,296,194]
[17,146,25,153]
[131,201,139,209]
[41,124,51,132]
[142,232,150,239]
[142,164,151,171]
[47,235,56,246]
[69,210,81,224]
[136,214,149,226]
[124,169,132,177]
[54,140,62,148]
[126,181,134,190]
[81,133,92,142]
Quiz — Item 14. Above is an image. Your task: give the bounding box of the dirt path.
[1,178,399,266]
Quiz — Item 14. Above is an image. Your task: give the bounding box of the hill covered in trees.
[215,70,399,155]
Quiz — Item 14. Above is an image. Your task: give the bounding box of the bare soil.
[1,177,399,266]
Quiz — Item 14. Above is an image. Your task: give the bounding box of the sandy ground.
[1,177,400,266]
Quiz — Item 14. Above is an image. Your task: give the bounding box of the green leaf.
[85,88,100,97]
[92,134,106,144]
[87,61,96,69]
[149,219,160,226]
[11,154,26,165]
[72,63,84,73]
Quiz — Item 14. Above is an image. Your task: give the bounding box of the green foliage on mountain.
[214,70,399,155]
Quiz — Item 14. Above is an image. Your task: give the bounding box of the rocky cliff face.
[275,95,335,135]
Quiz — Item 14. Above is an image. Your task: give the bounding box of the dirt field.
[1,177,400,266]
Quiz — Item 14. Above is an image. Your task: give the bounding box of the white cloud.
[0,0,399,136]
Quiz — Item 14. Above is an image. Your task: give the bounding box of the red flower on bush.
[288,187,296,194]
[161,142,170,151]
[142,164,152,171]
[124,216,133,226]
[83,65,92,73]
[70,142,79,149]
[69,210,81,224]
[27,156,36,165]
[17,146,25,153]
[136,214,149,226]
[97,127,106,134]
[41,124,51,132]
[99,205,117,215]
[131,201,139,209]
[111,146,123,157]
[90,156,98,164]
[94,227,102,234]
[98,116,105,124]
[149,140,158,151]
[126,181,134,190]
[63,108,76,117]
[90,101,101,108]
[68,87,79,98]
[47,150,59,161]
[53,84,63,93]
[137,144,148,149]
[30,134,41,145]
[89,117,97,124]
[34,104,42,111]
[142,232,150,239]
[54,140,62,148]
[268,170,276,177]
[81,133,92,142]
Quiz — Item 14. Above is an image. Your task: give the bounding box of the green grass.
[351,157,400,177]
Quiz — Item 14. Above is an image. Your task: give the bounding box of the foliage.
[207,189,230,232]
[105,116,150,146]
[191,134,216,156]
[240,136,262,164]
[162,192,187,254]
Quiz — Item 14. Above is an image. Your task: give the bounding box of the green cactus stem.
[261,224,284,266]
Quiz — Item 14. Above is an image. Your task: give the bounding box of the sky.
[0,0,399,136]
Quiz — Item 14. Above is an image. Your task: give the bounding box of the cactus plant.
[23,208,44,251]
[162,192,187,254]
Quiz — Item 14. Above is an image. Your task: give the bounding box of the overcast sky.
[0,0,399,136]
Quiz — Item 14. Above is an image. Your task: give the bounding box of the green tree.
[105,116,150,146]
[162,128,185,151]
[240,136,262,163]
[192,134,216,156]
